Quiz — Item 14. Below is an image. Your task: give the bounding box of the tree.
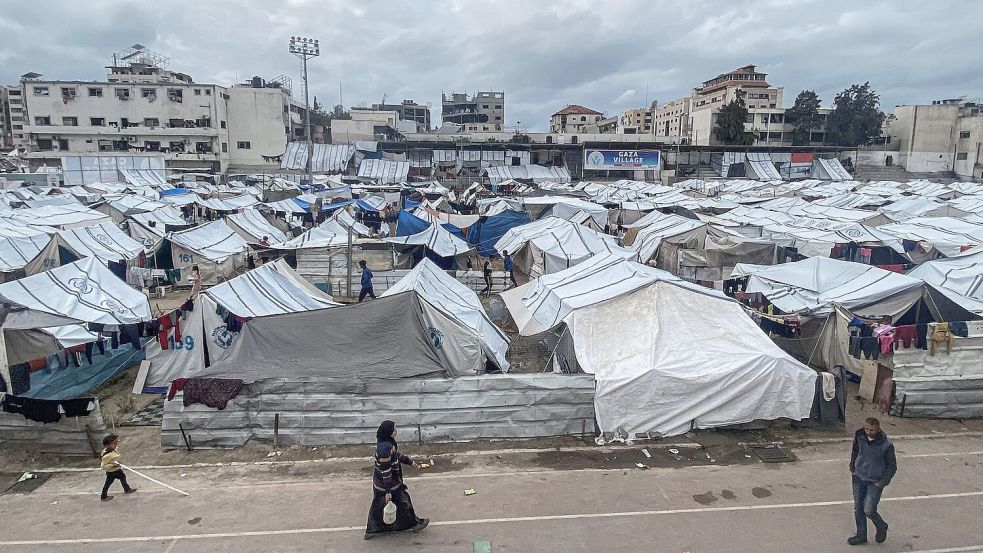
[309,96,351,127]
[713,91,754,146]
[786,90,823,146]
[825,82,885,147]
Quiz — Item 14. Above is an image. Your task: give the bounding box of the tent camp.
[159,221,249,284]
[195,291,485,383]
[136,260,338,393]
[466,210,530,257]
[0,223,54,282]
[2,204,111,230]
[127,206,189,248]
[383,259,510,371]
[494,217,638,281]
[503,253,816,438]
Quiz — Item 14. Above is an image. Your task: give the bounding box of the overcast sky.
[2,0,981,132]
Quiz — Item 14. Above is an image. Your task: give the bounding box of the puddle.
[751,486,772,498]
[692,491,719,505]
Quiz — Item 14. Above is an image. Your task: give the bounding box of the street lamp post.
[289,36,319,185]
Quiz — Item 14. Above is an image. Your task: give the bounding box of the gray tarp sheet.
[197,291,468,382]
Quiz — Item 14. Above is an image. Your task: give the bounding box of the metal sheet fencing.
[0,400,106,455]
[161,374,595,448]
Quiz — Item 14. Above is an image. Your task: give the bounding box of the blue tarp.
[354,199,382,213]
[322,199,356,211]
[292,197,311,209]
[466,210,530,256]
[22,341,147,401]
[404,199,422,211]
[396,210,461,237]
[160,188,191,197]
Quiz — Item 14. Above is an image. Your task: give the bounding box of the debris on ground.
[464,488,476,496]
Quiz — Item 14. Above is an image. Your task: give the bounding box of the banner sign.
[584,149,661,170]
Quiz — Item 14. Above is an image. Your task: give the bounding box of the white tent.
[385,223,473,258]
[164,221,249,284]
[27,222,145,275]
[909,248,983,314]
[1,204,111,230]
[0,223,54,281]
[811,158,852,180]
[495,217,638,280]
[226,210,289,245]
[128,206,189,248]
[877,217,983,258]
[522,196,608,228]
[507,253,816,438]
[135,260,338,392]
[383,259,510,371]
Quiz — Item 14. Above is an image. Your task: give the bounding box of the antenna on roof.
[111,44,169,69]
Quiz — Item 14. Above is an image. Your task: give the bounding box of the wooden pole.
[273,413,280,451]
[178,423,193,452]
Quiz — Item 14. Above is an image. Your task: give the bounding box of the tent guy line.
[1,491,981,546]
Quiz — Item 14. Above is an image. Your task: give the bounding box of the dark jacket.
[361,267,373,289]
[850,428,897,486]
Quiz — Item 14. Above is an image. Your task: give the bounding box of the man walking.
[848,417,897,545]
[502,250,517,289]
[358,260,376,302]
[480,257,493,297]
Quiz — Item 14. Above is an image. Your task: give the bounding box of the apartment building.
[441,91,505,132]
[11,59,308,173]
[0,86,11,149]
[550,105,604,133]
[331,108,416,143]
[881,99,983,178]
[373,100,431,133]
[653,97,691,142]
[621,102,657,134]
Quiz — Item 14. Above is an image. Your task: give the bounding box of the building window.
[144,118,159,127]
[237,141,251,149]
[196,141,213,153]
[36,138,53,150]
[112,140,129,151]
[141,88,156,98]
[34,116,51,125]
[194,89,202,96]
[221,142,228,153]
[33,86,49,96]
[220,120,227,129]
[58,139,69,150]
[957,152,969,160]
[62,116,78,126]
[90,117,106,126]
[959,130,971,139]
[205,89,211,96]
[115,88,131,100]
[169,141,185,153]
[145,141,161,152]
[61,87,76,99]
[167,88,183,102]
[168,118,184,128]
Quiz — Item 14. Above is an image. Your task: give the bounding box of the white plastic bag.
[383,500,397,524]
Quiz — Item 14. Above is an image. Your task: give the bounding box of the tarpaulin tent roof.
[484,165,571,184]
[466,210,530,257]
[811,158,852,180]
[0,223,53,273]
[732,257,928,317]
[107,195,170,216]
[878,197,968,222]
[225,210,289,244]
[877,217,983,257]
[196,194,259,212]
[908,248,983,314]
[495,217,638,278]
[506,254,815,438]
[129,206,187,229]
[758,220,907,258]
[357,159,410,184]
[281,142,355,172]
[272,220,349,250]
[522,196,608,228]
[264,198,310,215]
[0,257,152,330]
[396,209,460,236]
[2,204,112,230]
[197,291,479,383]
[166,220,249,262]
[411,205,479,230]
[383,259,510,371]
[203,260,339,318]
[385,223,473,258]
[46,222,145,265]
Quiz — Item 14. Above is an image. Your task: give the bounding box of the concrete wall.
[225,87,289,165]
[161,374,596,448]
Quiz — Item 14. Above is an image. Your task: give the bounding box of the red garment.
[879,334,895,354]
[159,314,173,349]
[173,314,181,342]
[27,358,46,371]
[875,264,905,273]
[167,378,189,401]
[895,325,917,348]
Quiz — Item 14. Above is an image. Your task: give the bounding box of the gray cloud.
[1,0,980,132]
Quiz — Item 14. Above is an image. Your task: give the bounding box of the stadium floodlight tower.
[288,36,320,183]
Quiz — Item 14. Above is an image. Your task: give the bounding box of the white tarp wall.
[225,210,289,244]
[166,221,248,285]
[358,159,410,184]
[26,222,145,275]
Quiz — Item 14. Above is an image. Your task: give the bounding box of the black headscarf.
[376,420,397,453]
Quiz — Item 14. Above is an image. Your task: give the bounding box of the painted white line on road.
[902,546,983,553]
[1,490,981,546]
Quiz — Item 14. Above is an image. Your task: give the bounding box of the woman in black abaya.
[364,420,429,539]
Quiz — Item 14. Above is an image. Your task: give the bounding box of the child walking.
[100,434,136,501]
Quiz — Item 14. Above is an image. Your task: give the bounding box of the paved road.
[1,435,982,552]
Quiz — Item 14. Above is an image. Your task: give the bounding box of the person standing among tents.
[364,420,429,539]
[848,417,897,545]
[480,256,493,297]
[358,260,376,302]
[502,250,517,289]
[188,265,201,298]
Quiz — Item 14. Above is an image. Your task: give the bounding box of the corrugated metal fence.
[161,374,595,448]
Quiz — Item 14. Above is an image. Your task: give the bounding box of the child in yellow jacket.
[100,434,136,501]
